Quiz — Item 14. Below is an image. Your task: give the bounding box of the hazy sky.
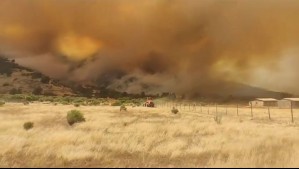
[1,0,299,95]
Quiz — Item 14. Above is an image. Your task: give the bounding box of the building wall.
[264,101,278,107]
[250,101,264,107]
[278,100,291,109]
[279,100,299,109]
[293,102,299,108]
[250,100,278,107]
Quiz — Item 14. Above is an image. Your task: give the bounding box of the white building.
[249,98,278,107]
[278,98,299,109]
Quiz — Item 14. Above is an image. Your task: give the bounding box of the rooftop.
[283,98,299,101]
[255,98,278,101]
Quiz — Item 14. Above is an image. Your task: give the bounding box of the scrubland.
[0,103,299,167]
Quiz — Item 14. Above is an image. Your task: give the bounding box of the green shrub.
[67,110,85,126]
[171,107,179,114]
[23,122,34,130]
[0,100,5,106]
[9,94,26,101]
[120,105,127,111]
[61,101,70,105]
[26,95,40,102]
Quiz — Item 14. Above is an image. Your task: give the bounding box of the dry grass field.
[0,103,299,167]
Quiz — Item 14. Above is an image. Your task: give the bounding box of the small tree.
[67,110,85,126]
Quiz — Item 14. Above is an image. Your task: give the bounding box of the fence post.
[291,102,294,123]
[251,102,253,119]
[226,105,228,115]
[268,107,271,120]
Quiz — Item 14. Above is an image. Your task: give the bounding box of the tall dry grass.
[0,103,298,167]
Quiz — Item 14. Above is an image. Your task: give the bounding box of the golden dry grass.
[0,103,299,167]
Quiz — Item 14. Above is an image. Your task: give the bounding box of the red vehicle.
[144,97,155,107]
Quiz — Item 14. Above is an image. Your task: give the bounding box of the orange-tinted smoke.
[1,0,299,94]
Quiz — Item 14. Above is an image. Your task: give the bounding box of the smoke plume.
[1,0,299,95]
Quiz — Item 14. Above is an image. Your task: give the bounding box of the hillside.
[0,56,292,101]
[0,57,75,96]
[0,56,143,98]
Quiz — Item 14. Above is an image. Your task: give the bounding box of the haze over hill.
[0,55,292,101]
[1,0,299,96]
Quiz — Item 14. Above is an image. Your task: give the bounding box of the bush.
[41,76,50,84]
[67,110,85,126]
[120,105,127,111]
[171,107,179,114]
[2,82,9,87]
[26,95,39,102]
[9,88,22,95]
[31,72,43,79]
[23,122,34,130]
[23,101,30,105]
[61,101,70,105]
[32,87,43,95]
[112,101,122,106]
[0,100,5,106]
[74,103,80,107]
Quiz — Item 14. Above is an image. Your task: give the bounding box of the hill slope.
[0,57,74,96]
[0,56,292,100]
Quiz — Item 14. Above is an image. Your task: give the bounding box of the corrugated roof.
[283,98,299,101]
[255,98,278,101]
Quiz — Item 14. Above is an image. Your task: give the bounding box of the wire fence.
[155,102,298,123]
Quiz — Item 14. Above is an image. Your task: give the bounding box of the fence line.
[158,102,296,123]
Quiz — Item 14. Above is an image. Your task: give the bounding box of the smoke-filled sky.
[1,0,299,95]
